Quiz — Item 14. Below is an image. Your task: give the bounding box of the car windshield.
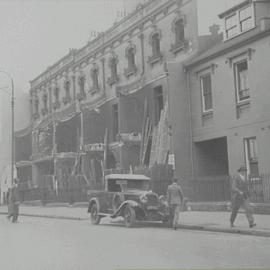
[108,179,150,192]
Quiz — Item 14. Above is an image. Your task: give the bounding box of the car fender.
[111,200,140,218]
[87,197,100,213]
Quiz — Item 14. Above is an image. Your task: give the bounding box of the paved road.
[1,215,270,270]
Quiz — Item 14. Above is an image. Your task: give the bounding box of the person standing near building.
[166,178,184,230]
[230,166,256,228]
[7,178,20,223]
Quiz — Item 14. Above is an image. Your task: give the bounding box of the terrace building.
[183,0,270,201]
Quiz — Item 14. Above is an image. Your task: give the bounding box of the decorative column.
[101,57,106,92]
[139,32,145,75]
[48,83,52,113]
[72,69,76,102]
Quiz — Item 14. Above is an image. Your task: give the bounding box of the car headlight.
[140,195,148,203]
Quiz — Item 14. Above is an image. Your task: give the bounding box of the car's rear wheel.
[90,203,101,225]
[124,205,136,228]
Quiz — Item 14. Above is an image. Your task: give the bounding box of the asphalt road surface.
[1,215,270,270]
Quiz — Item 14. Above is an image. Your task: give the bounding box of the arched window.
[91,67,99,90]
[53,87,60,110]
[54,87,59,102]
[77,75,86,101]
[125,45,137,77]
[41,92,48,115]
[43,93,47,108]
[78,76,85,94]
[175,18,185,44]
[63,80,71,104]
[152,33,161,57]
[65,80,71,98]
[148,29,162,65]
[108,55,119,85]
[111,58,118,80]
[127,47,135,69]
[43,91,48,108]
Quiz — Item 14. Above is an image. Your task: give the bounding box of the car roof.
[105,174,150,181]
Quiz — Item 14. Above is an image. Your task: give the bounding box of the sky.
[0,0,243,96]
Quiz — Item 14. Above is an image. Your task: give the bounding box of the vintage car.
[87,174,170,227]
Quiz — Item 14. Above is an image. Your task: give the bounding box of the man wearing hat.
[166,178,184,230]
[230,165,256,228]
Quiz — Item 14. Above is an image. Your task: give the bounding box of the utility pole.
[0,71,15,185]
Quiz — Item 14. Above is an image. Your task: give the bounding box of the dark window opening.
[175,19,185,44]
[79,76,85,94]
[152,33,161,57]
[127,48,135,69]
[91,68,99,90]
[42,93,48,109]
[65,80,71,98]
[54,87,60,102]
[111,58,118,81]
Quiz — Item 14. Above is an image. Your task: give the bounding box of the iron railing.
[18,171,270,204]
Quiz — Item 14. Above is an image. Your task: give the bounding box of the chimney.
[209,24,220,37]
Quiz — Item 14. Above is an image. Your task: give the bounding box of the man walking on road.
[167,178,184,230]
[230,166,256,228]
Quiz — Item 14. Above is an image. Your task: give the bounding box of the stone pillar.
[138,32,145,75]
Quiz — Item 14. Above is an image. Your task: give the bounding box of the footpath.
[0,202,270,237]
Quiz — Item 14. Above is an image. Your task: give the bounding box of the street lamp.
[0,70,15,185]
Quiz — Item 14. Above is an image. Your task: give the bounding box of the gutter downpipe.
[185,66,195,181]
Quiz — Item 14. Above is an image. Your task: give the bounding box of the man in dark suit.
[167,178,184,230]
[230,166,256,228]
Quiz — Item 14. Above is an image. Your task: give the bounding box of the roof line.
[185,28,270,70]
[218,0,252,19]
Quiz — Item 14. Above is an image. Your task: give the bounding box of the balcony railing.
[107,75,120,86]
[148,52,163,65]
[124,65,137,78]
[170,40,188,54]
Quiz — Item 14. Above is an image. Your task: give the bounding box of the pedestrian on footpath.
[230,166,256,228]
[7,178,20,223]
[166,178,184,230]
[7,187,12,219]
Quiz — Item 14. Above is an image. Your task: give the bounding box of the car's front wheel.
[124,205,136,228]
[90,203,101,225]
